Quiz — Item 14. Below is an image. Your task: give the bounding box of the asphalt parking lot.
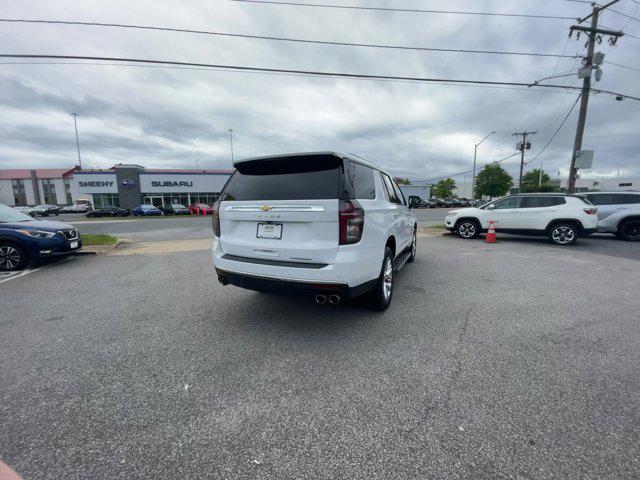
[1,232,639,479]
[52,208,454,242]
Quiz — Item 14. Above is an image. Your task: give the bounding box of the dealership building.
[0,164,233,209]
[0,167,78,207]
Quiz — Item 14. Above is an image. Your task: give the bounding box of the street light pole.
[228,129,234,163]
[71,113,82,168]
[471,131,496,199]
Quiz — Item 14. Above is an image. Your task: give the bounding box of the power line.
[525,94,581,165]
[605,60,640,71]
[3,54,639,100]
[0,18,579,59]
[610,7,640,21]
[412,153,520,183]
[230,0,578,20]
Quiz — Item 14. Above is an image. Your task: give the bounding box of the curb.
[76,238,128,256]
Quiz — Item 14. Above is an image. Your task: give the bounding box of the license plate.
[70,241,79,249]
[257,223,282,239]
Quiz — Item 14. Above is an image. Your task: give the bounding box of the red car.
[189,203,213,215]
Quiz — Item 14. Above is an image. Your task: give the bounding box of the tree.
[520,169,553,193]
[475,163,513,198]
[431,178,457,198]
[394,177,411,185]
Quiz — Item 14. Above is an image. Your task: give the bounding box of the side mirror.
[487,204,495,210]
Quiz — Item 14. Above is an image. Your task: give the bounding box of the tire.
[407,229,417,263]
[456,219,480,239]
[0,242,28,271]
[548,223,578,246]
[365,246,394,311]
[619,220,640,242]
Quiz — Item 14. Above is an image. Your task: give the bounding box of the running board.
[393,249,412,272]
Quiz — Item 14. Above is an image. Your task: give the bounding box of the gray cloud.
[0,0,638,180]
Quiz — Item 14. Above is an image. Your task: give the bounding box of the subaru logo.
[121,179,135,188]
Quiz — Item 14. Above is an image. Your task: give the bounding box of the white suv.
[212,152,417,310]
[444,194,598,245]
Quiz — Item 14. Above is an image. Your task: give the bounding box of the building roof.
[0,168,77,180]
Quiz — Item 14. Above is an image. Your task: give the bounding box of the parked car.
[162,203,190,215]
[29,204,61,217]
[12,206,35,216]
[212,152,417,310]
[443,198,465,208]
[407,196,435,208]
[60,204,91,213]
[429,197,446,208]
[444,194,598,245]
[132,205,163,216]
[86,207,130,218]
[0,203,82,271]
[578,191,640,241]
[189,203,213,215]
[457,198,471,207]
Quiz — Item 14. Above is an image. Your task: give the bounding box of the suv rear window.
[343,160,375,199]
[222,155,342,201]
[586,193,640,205]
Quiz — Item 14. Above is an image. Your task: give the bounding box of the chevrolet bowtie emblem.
[259,205,273,211]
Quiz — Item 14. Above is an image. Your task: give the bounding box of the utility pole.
[513,131,536,192]
[567,0,624,193]
[71,113,82,168]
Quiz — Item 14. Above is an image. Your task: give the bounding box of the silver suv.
[578,192,640,241]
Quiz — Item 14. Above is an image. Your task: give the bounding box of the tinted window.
[381,173,401,204]
[223,155,341,201]
[491,197,522,209]
[521,197,565,208]
[586,194,625,206]
[344,160,375,199]
[390,179,406,205]
[620,194,640,205]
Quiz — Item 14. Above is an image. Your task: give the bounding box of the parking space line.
[0,256,76,285]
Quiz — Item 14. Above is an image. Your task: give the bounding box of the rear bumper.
[212,237,381,295]
[215,268,376,298]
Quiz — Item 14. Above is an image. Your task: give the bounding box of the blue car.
[0,203,82,271]
[132,204,164,216]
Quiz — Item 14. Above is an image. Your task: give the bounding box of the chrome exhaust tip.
[328,294,341,305]
[315,294,328,305]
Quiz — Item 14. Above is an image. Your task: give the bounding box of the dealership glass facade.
[42,179,57,204]
[93,193,120,208]
[142,192,220,207]
[12,179,27,205]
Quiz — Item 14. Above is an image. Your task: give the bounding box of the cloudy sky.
[1,0,638,183]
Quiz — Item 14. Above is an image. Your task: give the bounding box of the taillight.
[583,207,597,215]
[339,200,364,245]
[212,201,221,237]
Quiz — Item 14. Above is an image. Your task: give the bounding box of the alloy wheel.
[0,246,21,270]
[382,257,393,301]
[551,226,575,245]
[458,222,476,238]
[625,224,640,241]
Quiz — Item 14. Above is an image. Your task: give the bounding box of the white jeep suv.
[212,152,417,310]
[444,194,598,245]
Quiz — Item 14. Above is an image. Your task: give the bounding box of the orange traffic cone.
[485,220,498,243]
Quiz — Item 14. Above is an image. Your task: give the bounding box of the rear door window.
[521,197,565,208]
[222,154,341,201]
[343,160,376,200]
[621,194,640,205]
[381,173,402,205]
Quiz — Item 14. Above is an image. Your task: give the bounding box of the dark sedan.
[0,203,82,271]
[86,207,131,218]
[162,204,190,215]
[132,205,163,216]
